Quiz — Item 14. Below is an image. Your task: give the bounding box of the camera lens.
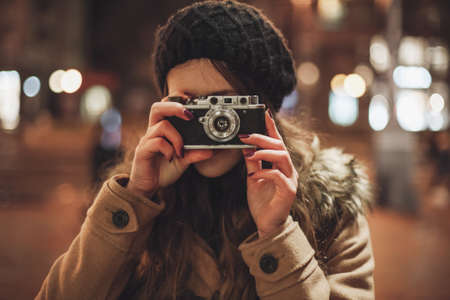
[210,97,218,105]
[203,108,240,143]
[213,116,230,132]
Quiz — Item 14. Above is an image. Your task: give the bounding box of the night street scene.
[0,0,449,299]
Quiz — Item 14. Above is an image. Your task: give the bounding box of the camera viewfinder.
[210,97,218,105]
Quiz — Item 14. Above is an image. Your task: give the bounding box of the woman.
[36,1,374,299]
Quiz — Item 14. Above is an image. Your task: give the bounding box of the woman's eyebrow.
[182,89,237,98]
[207,89,237,96]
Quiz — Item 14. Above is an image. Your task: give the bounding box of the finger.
[239,133,284,150]
[265,109,283,140]
[146,120,184,157]
[246,149,293,177]
[162,94,190,103]
[149,101,193,126]
[136,137,174,162]
[249,169,297,198]
[242,148,261,175]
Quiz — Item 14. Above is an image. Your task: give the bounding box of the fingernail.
[248,172,255,177]
[184,109,194,120]
[239,134,250,139]
[266,108,273,119]
[245,150,256,157]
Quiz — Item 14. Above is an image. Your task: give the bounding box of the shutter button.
[112,209,129,228]
[259,254,278,274]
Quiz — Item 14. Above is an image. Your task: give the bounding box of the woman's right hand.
[127,97,214,198]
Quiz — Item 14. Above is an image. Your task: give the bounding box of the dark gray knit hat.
[153,0,297,111]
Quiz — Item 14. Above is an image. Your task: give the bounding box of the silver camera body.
[168,95,266,149]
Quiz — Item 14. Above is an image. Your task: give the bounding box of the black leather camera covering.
[167,107,266,148]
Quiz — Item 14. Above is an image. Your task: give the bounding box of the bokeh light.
[23,76,41,97]
[0,71,21,130]
[318,0,344,22]
[290,0,312,8]
[426,45,449,74]
[329,91,358,126]
[427,83,448,131]
[297,62,320,86]
[429,93,445,113]
[330,73,347,94]
[428,112,446,131]
[61,69,82,93]
[393,66,432,89]
[100,107,121,132]
[398,36,426,66]
[370,35,390,72]
[344,73,366,98]
[100,108,122,150]
[354,64,374,86]
[396,90,427,132]
[281,89,299,112]
[369,95,390,131]
[49,70,65,93]
[80,85,112,122]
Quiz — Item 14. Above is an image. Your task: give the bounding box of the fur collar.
[298,136,373,250]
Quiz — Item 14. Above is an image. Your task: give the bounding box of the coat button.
[112,209,129,228]
[259,254,278,274]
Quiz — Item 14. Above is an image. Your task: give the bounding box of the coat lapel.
[186,234,221,299]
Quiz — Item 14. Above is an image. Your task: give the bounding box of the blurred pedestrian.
[90,108,124,186]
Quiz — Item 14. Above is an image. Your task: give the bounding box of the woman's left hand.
[240,110,299,239]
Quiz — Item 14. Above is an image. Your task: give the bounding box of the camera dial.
[200,108,240,142]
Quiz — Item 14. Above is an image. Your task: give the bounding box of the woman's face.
[166,59,243,178]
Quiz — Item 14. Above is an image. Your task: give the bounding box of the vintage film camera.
[167,95,266,149]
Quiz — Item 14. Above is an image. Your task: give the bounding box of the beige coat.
[35,169,375,299]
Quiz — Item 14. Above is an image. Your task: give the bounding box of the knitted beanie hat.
[153,0,297,111]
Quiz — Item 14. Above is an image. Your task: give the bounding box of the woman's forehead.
[166,59,235,97]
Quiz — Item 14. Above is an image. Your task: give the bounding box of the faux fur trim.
[299,136,373,247]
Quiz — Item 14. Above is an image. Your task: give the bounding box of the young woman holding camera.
[36,1,374,299]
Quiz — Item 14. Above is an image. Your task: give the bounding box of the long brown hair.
[114,60,320,300]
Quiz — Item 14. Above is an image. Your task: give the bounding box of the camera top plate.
[183,95,264,109]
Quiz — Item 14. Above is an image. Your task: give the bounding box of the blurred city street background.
[0,0,449,299]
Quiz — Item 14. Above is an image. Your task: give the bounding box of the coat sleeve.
[35,175,165,300]
[238,214,375,299]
